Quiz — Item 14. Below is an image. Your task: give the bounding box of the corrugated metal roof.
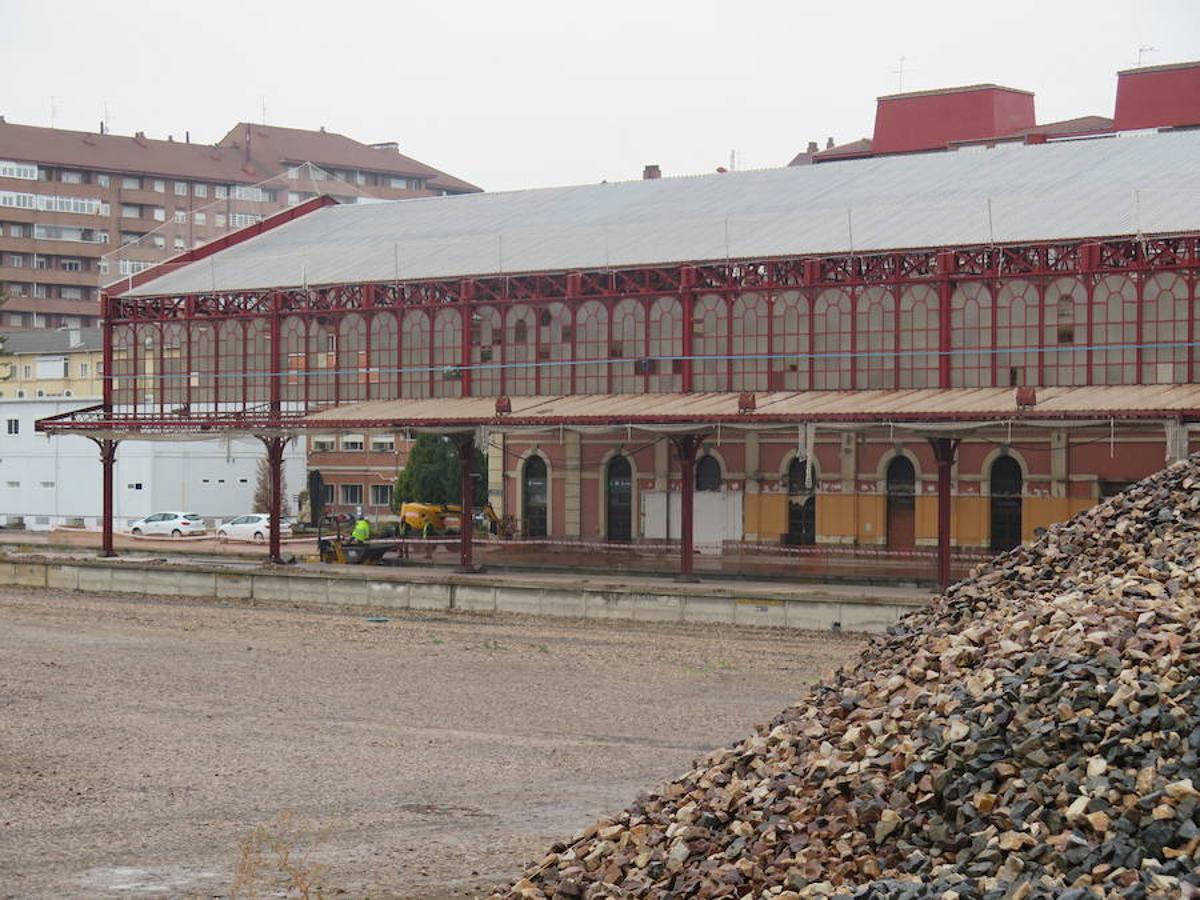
[302,385,1200,429]
[123,129,1200,298]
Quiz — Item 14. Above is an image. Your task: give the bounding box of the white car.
[216,513,292,543]
[129,512,207,537]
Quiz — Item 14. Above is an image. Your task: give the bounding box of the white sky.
[2,1,1197,192]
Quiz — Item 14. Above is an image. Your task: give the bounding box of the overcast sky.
[2,1,1197,192]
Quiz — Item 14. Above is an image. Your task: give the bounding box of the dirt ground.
[0,587,863,898]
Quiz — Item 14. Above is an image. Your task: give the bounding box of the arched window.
[885,456,916,551]
[886,456,915,495]
[786,457,808,494]
[785,457,816,546]
[695,455,722,491]
[522,455,548,538]
[788,497,816,546]
[989,455,1023,552]
[606,455,633,541]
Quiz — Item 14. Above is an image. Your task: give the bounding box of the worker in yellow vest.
[351,508,371,543]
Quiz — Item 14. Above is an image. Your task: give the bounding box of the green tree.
[393,434,487,509]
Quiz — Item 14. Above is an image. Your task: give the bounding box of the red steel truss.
[36,223,1200,581]
[82,233,1199,429]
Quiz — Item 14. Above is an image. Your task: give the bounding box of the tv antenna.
[1136,46,1157,66]
[891,56,913,92]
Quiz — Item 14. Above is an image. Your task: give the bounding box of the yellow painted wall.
[855,494,884,543]
[952,496,990,546]
[915,496,938,542]
[1024,496,1095,541]
[814,494,860,542]
[0,347,104,399]
[744,490,1095,548]
[745,493,788,537]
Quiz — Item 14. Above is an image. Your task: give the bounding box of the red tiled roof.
[813,138,873,161]
[877,83,1034,101]
[217,123,481,192]
[304,386,1200,429]
[1022,115,1114,136]
[426,168,483,194]
[797,116,1114,166]
[0,119,480,194]
[0,120,258,182]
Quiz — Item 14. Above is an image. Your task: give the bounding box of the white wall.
[642,489,743,546]
[0,398,306,530]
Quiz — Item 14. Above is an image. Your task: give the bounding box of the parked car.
[129,512,207,537]
[216,513,293,543]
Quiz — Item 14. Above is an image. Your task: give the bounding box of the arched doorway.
[989,455,1023,551]
[785,457,816,545]
[606,455,632,541]
[885,456,916,550]
[522,455,548,538]
[695,455,722,491]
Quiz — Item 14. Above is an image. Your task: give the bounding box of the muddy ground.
[0,587,862,898]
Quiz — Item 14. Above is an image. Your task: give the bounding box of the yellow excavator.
[398,501,498,538]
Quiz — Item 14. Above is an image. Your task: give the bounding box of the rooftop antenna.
[891,56,908,92]
[729,149,736,172]
[262,96,267,125]
[1136,46,1157,66]
[102,100,110,134]
[50,96,58,128]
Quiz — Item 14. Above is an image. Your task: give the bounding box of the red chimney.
[871,84,1036,154]
[1113,60,1200,131]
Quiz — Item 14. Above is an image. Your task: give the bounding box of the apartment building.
[0,118,479,330]
[0,326,103,399]
[308,431,409,518]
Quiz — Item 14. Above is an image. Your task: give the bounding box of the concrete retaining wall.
[0,554,927,633]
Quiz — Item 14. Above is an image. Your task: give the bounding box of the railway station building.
[39,63,1200,584]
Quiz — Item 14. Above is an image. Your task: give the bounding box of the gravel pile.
[497,457,1200,898]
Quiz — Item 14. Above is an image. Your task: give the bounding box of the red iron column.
[929,437,960,589]
[262,436,287,564]
[936,251,954,389]
[455,433,477,573]
[672,434,702,582]
[99,438,118,558]
[680,267,696,392]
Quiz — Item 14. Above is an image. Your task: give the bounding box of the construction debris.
[496,457,1200,897]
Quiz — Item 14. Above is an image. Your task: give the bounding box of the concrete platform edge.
[0,553,930,634]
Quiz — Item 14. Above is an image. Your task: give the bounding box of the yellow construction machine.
[398,501,498,537]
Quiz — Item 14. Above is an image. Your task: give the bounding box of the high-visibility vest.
[352,518,371,542]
